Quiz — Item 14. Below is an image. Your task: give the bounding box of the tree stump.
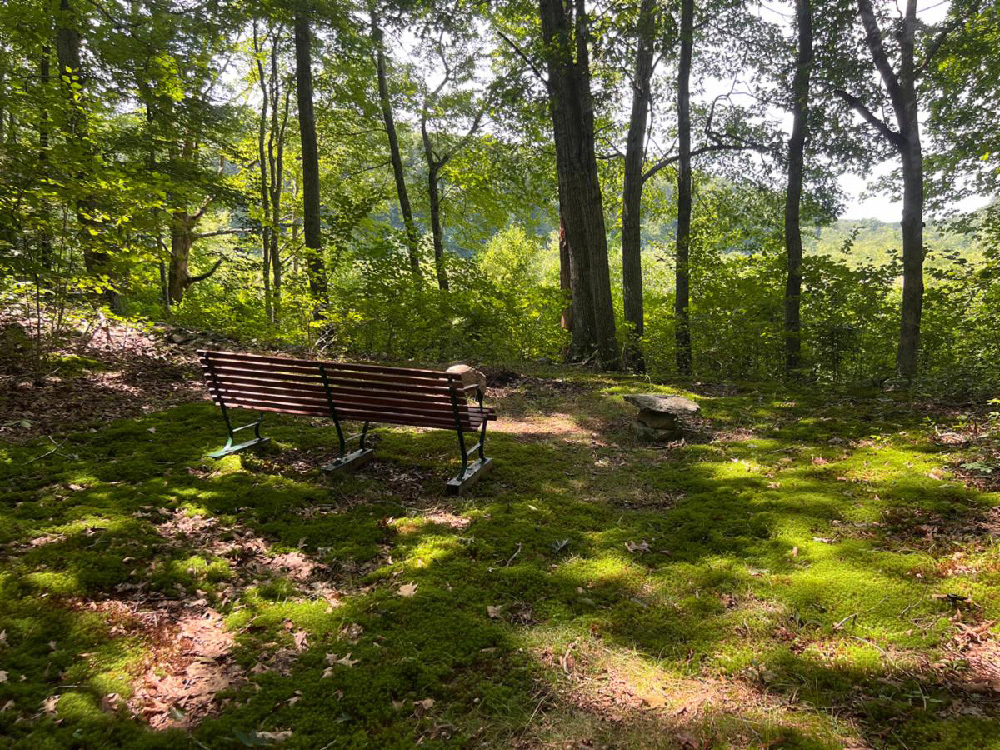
[623,394,699,441]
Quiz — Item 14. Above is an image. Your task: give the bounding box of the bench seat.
[198,350,495,493]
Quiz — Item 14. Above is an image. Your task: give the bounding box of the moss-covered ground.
[2,366,1000,749]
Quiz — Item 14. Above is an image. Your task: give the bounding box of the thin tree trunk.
[270,44,289,322]
[621,0,655,372]
[294,11,327,310]
[421,117,448,291]
[254,22,273,322]
[372,15,421,280]
[674,0,694,376]
[895,3,923,380]
[538,0,619,368]
[853,0,923,380]
[38,48,53,271]
[783,0,812,376]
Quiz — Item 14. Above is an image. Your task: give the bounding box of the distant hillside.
[806,219,985,268]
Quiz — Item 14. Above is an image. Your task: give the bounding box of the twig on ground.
[505,542,522,567]
[24,437,67,464]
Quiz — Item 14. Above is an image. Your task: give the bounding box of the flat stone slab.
[622,394,699,416]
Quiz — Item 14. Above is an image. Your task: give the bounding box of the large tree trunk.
[559,216,573,333]
[55,0,121,312]
[168,212,194,305]
[783,0,812,376]
[538,0,619,368]
[372,15,421,280]
[294,11,327,309]
[674,0,694,376]
[620,0,655,372]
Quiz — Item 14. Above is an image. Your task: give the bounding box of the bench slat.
[203,365,464,404]
[201,354,459,390]
[200,350,461,381]
[201,358,458,396]
[216,395,482,430]
[205,382,487,420]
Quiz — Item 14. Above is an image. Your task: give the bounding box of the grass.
[2,367,1000,749]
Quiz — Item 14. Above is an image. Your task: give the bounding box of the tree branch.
[857,0,903,102]
[194,228,251,239]
[494,29,548,90]
[834,88,906,150]
[184,258,224,287]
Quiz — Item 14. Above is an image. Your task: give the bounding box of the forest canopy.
[1,0,998,392]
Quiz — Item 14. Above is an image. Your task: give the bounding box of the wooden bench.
[198,350,497,493]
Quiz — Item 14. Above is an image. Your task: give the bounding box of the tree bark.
[674,0,694,376]
[294,11,328,309]
[538,0,619,368]
[559,216,573,333]
[420,118,448,291]
[783,0,812,376]
[620,0,656,372]
[372,14,421,280]
[168,211,194,304]
[254,23,273,322]
[38,48,53,271]
[55,0,121,312]
[854,0,924,380]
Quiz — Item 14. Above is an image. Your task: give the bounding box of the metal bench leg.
[208,406,270,458]
[446,391,493,495]
[321,420,374,472]
[319,365,374,473]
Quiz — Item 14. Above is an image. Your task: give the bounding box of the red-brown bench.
[198,350,496,493]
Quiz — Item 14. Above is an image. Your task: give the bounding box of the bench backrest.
[198,350,488,431]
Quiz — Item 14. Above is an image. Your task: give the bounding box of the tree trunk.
[55,0,121,312]
[559,216,573,333]
[421,119,448,291]
[895,5,923,380]
[674,0,694,376]
[855,0,924,380]
[783,0,812,376]
[270,44,289,322]
[254,22,273,322]
[38,48,53,271]
[168,212,194,305]
[372,15,421,280]
[620,0,655,372]
[538,0,619,368]
[294,11,327,309]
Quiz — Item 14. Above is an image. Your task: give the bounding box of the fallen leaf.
[326,652,359,668]
[0,671,7,683]
[397,583,417,598]
[487,605,502,618]
[625,540,650,553]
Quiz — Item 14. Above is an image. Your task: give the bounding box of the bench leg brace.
[208,405,269,458]
[319,364,374,473]
[446,391,493,495]
[321,420,374,473]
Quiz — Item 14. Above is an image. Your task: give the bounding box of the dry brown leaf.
[397,583,418,598]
